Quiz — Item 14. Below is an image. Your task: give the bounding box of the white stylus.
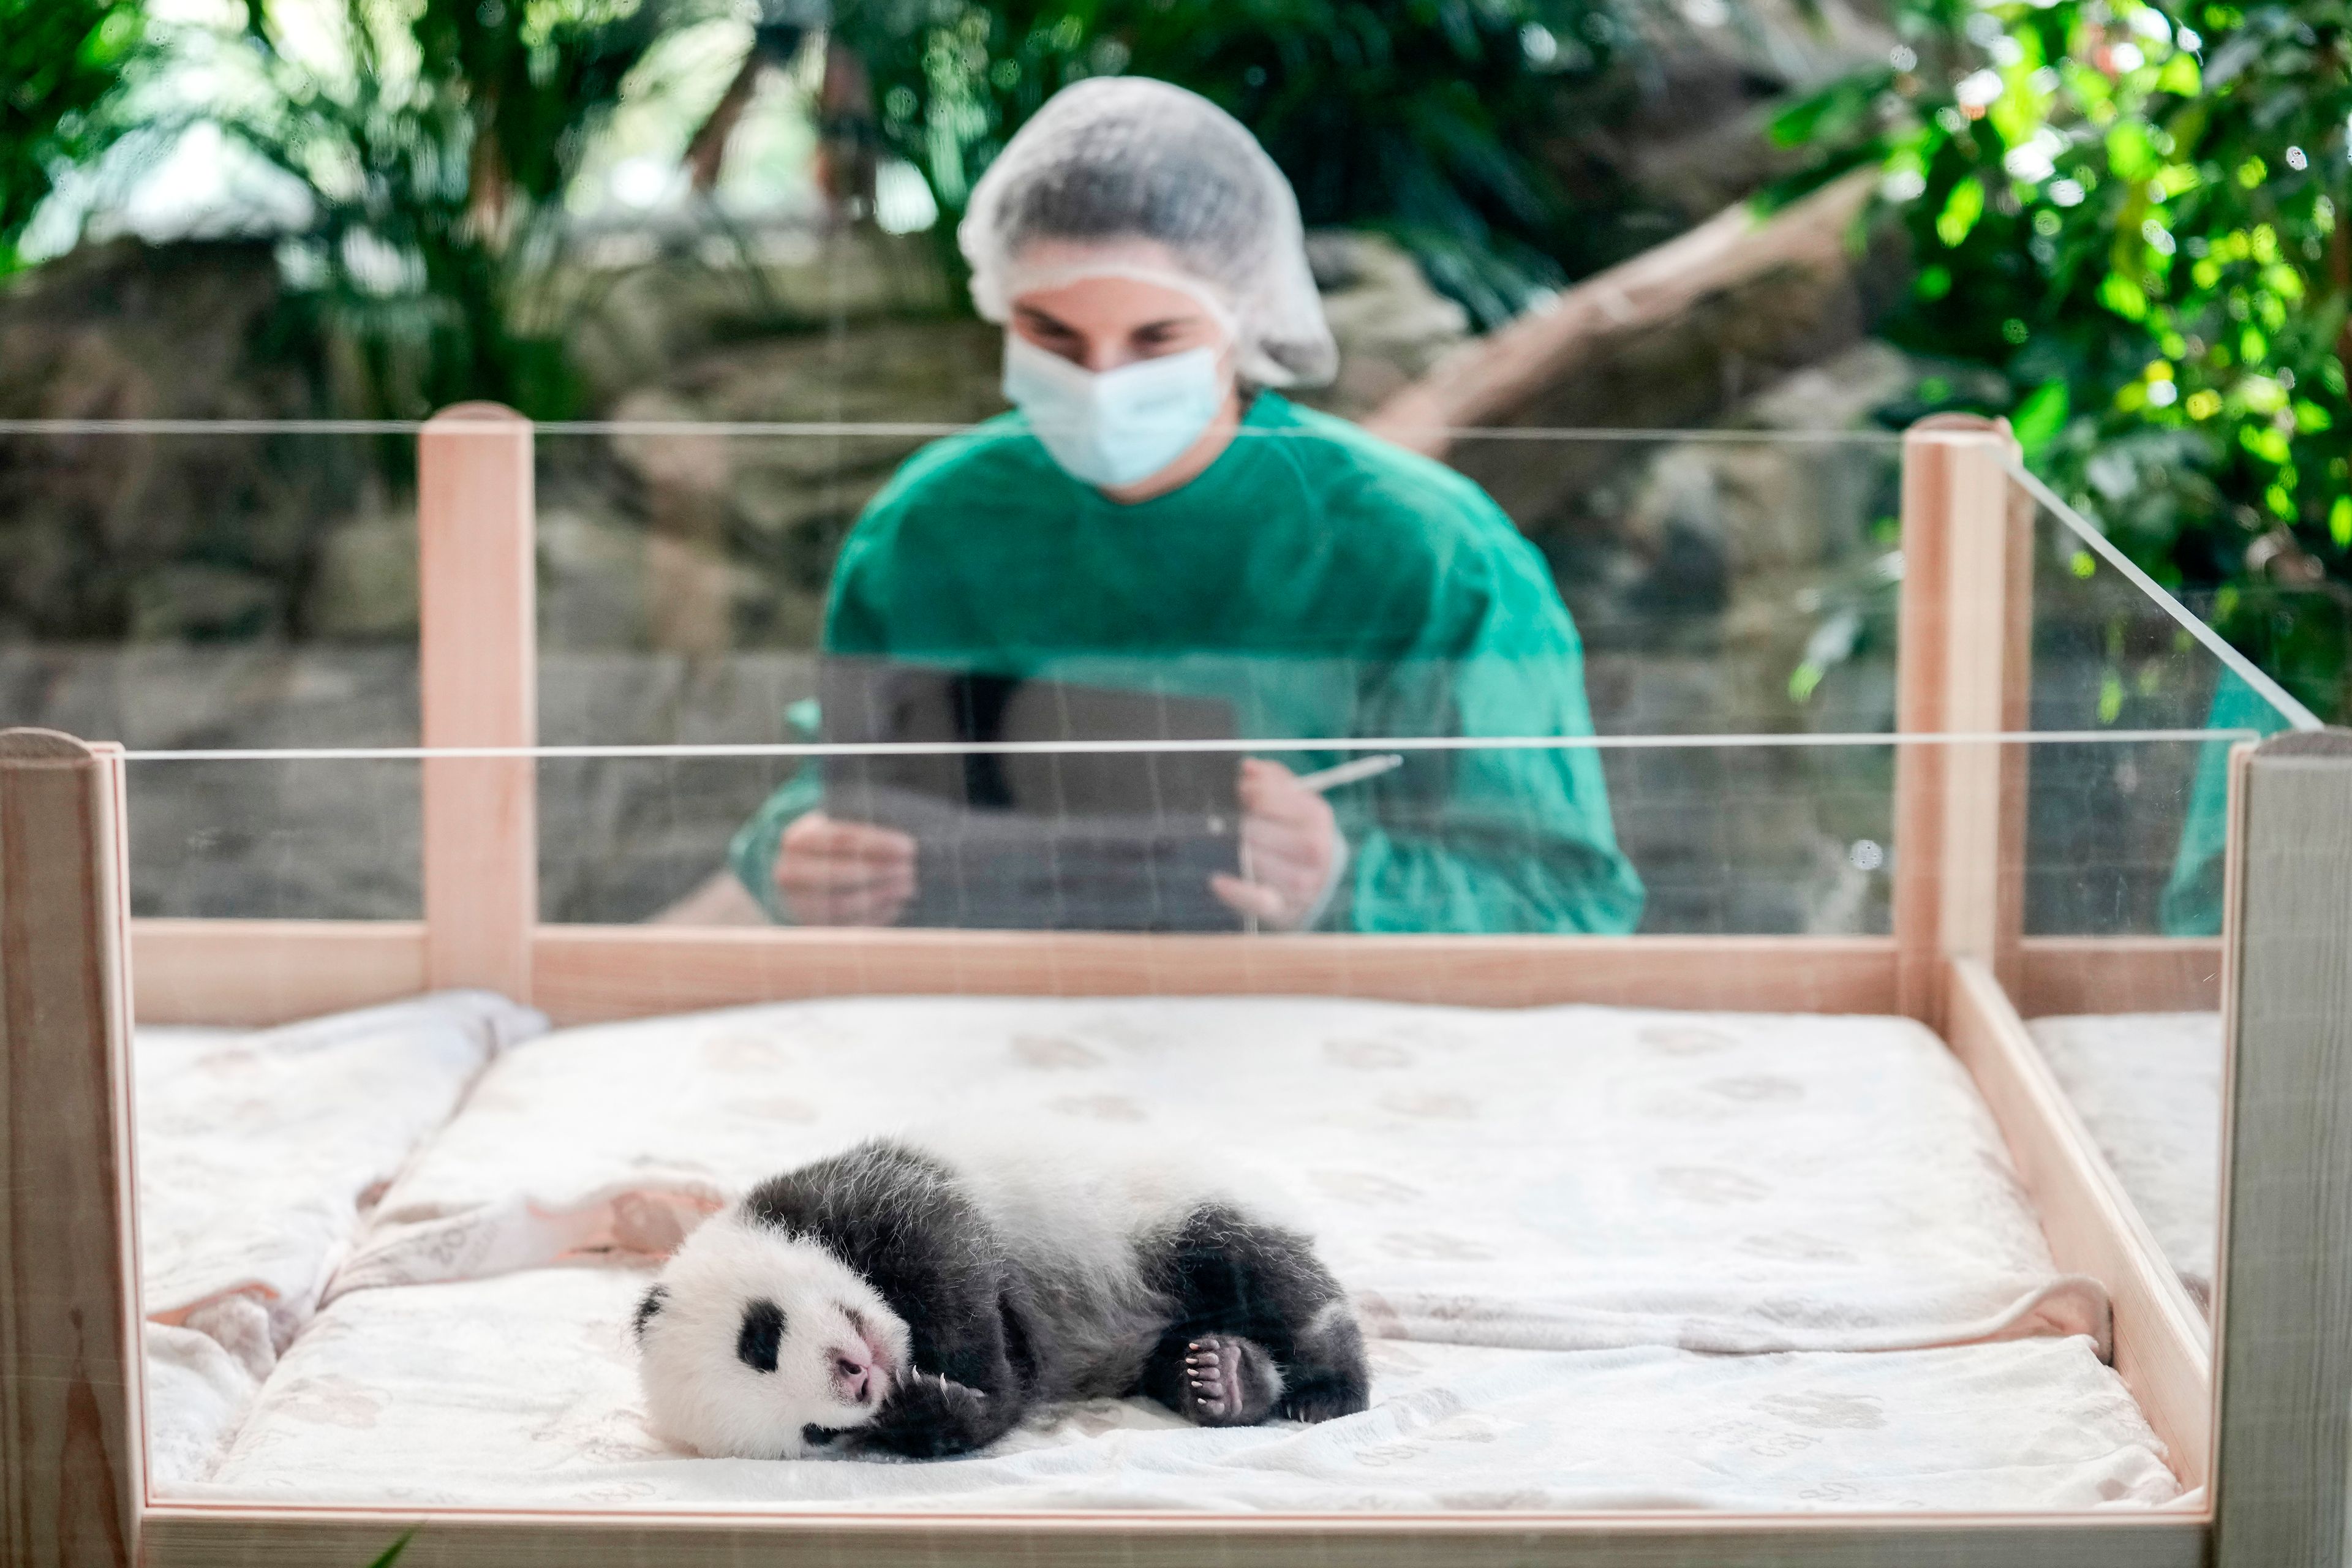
[1293,753,1405,793]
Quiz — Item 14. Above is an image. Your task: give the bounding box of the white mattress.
[147,993,2180,1510]
[183,1264,2179,1512]
[336,997,2105,1354]
[2027,1013,2223,1309]
[134,993,545,1484]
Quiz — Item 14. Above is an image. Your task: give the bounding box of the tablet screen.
[819,660,1243,932]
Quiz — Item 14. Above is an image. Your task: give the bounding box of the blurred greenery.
[2,0,1709,401]
[1771,0,2352,720]
[196,0,689,418]
[826,0,1681,327]
[0,0,146,274]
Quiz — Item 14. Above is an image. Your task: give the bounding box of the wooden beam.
[105,922,1951,1028]
[0,729,141,1568]
[1360,172,1874,458]
[1991,469,2037,997]
[531,929,1899,1025]
[129,919,428,1027]
[2016,937,2223,1017]
[2212,730,2352,1565]
[419,404,537,1004]
[1893,417,2028,1028]
[107,919,2237,1031]
[1945,957,2212,1490]
[138,1506,2204,1568]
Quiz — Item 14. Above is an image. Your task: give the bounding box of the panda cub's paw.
[852,1370,998,1460]
[1275,1379,1370,1425]
[1180,1335,1280,1427]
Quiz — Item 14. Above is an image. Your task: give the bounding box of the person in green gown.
[2158,666,2298,935]
[727,77,1643,935]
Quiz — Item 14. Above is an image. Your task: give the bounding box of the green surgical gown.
[2158,667,2297,935]
[727,391,1645,935]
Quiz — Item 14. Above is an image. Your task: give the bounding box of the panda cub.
[632,1135,1370,1460]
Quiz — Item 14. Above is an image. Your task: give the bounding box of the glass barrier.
[2022,469,2313,938]
[527,424,1905,931]
[6,416,2313,1523]
[0,423,1913,930]
[0,424,424,918]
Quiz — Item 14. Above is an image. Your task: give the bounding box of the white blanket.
[2027,1013,2223,1309]
[183,1265,2179,1512]
[339,997,2101,1354]
[134,992,545,1484]
[145,1322,263,1491]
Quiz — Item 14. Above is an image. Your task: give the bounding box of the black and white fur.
[633,1135,1370,1459]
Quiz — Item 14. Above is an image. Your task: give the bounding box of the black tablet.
[818,659,1243,932]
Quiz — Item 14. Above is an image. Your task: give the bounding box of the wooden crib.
[3,408,2348,1566]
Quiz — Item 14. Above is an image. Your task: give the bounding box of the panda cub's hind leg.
[1137,1202,1371,1428]
[1142,1333,1281,1427]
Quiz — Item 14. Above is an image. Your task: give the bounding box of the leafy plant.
[189,0,685,417]
[1770,0,2352,720]
[826,0,1683,327]
[0,0,146,273]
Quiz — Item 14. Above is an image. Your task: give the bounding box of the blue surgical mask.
[1001,335,1226,489]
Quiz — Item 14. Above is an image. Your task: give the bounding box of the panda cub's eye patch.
[631,1285,669,1340]
[736,1298,786,1373]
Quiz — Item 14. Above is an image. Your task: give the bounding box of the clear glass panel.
[8,420,2276,1520]
[2024,480,2307,938]
[0,427,423,917]
[126,753,423,919]
[531,426,1904,931]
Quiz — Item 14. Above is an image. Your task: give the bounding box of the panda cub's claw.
[850,1368,1001,1459]
[1274,1384,1366,1424]
[1179,1335,1279,1427]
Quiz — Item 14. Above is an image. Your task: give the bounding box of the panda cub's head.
[633,1212,910,1459]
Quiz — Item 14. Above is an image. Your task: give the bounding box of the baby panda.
[631,1134,1369,1460]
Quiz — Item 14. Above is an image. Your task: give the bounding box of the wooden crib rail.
[418,404,537,1003]
[0,729,143,1568]
[2212,729,2352,1564]
[118,925,2228,1030]
[1891,415,2031,1032]
[1943,956,2211,1491]
[135,1507,2205,1567]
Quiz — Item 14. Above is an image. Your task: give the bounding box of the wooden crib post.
[2211,729,2352,1565]
[1893,415,2032,1027]
[0,729,142,1568]
[419,403,538,1004]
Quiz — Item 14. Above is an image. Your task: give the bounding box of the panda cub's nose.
[832,1348,878,1404]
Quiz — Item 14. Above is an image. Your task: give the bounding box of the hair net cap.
[959,78,1338,388]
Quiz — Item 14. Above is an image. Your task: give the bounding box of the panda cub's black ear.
[632,1285,669,1341]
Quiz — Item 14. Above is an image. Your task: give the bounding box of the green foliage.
[195,0,680,417]
[366,1529,415,1568]
[0,0,145,273]
[826,0,1670,326]
[1773,0,2352,720]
